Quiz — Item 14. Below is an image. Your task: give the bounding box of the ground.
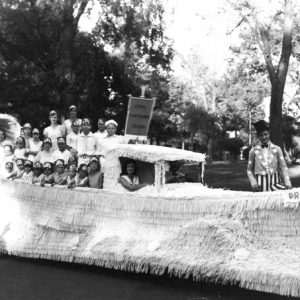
[182,161,300,191]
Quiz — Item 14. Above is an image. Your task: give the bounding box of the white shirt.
[94,130,107,141]
[97,135,125,156]
[27,138,43,161]
[121,175,140,185]
[14,148,27,160]
[52,149,72,165]
[77,131,97,157]
[63,118,82,135]
[34,150,54,164]
[66,132,78,151]
[43,125,65,151]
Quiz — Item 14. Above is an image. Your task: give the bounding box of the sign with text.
[125,96,156,141]
[283,189,300,208]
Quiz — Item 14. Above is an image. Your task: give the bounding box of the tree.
[228,0,296,148]
[0,0,173,130]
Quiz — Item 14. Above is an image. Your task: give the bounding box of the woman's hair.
[121,159,137,176]
[16,136,25,146]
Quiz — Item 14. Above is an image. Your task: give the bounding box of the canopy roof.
[106,144,206,163]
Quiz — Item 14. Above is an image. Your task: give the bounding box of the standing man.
[52,137,73,165]
[66,119,80,157]
[63,105,82,135]
[94,118,107,145]
[43,110,66,151]
[247,120,292,192]
[77,118,97,165]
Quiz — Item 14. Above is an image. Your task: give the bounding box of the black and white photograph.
[0,0,299,299]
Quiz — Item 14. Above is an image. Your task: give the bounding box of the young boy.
[77,118,97,165]
[32,162,44,184]
[52,159,67,186]
[88,156,103,189]
[41,162,54,186]
[247,120,292,192]
[7,159,25,180]
[21,160,34,182]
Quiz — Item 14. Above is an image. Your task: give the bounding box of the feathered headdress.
[0,114,21,144]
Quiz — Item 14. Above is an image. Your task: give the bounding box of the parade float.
[0,114,300,298]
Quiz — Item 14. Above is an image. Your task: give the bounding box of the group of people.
[0,105,144,190]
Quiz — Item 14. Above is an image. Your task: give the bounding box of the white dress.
[43,125,65,151]
[27,139,43,161]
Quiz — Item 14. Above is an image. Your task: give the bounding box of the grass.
[182,161,300,191]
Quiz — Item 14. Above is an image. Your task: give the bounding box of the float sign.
[125,96,156,141]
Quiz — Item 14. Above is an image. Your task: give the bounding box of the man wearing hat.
[26,128,42,161]
[247,120,292,192]
[43,110,66,151]
[52,137,72,165]
[63,105,82,135]
[96,119,125,170]
[77,118,97,165]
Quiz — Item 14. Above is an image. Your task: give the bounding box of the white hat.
[105,119,118,127]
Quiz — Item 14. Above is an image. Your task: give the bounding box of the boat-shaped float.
[0,144,300,298]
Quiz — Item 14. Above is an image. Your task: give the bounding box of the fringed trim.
[1,180,300,297]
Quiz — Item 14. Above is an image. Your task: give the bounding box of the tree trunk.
[206,136,213,163]
[61,0,89,109]
[270,80,284,148]
[62,2,76,108]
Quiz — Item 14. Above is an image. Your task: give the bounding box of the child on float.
[0,161,14,179]
[67,156,77,170]
[40,162,54,186]
[14,136,27,161]
[66,164,77,185]
[68,163,88,188]
[52,159,67,186]
[34,137,53,165]
[21,160,34,182]
[32,162,44,184]
[88,156,103,189]
[7,159,25,180]
[4,144,14,163]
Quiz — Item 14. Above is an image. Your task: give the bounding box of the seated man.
[119,159,149,191]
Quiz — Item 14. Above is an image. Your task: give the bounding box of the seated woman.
[68,163,88,188]
[119,159,149,191]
